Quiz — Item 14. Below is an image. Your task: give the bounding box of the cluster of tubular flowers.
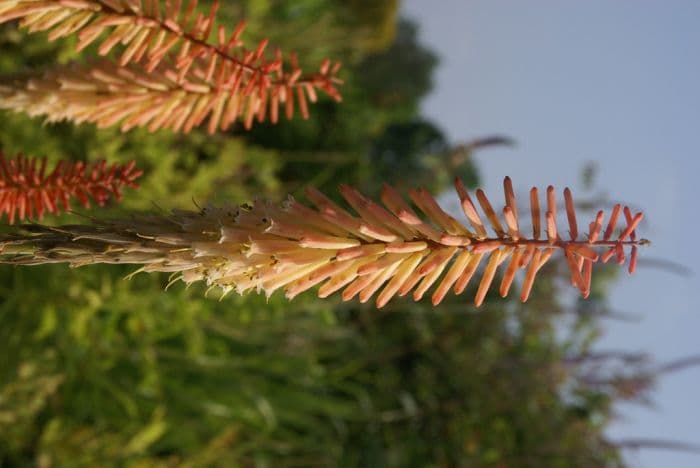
[0,177,647,308]
[0,150,142,224]
[0,0,342,133]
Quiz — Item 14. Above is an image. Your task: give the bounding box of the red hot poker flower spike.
[0,150,142,224]
[0,177,648,308]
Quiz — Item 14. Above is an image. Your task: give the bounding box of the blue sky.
[401,1,700,466]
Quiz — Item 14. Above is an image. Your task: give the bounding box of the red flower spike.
[0,150,142,224]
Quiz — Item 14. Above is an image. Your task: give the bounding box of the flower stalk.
[0,177,647,307]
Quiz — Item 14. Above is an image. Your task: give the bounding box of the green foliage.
[221,0,399,64]
[0,263,622,467]
[366,119,479,195]
[242,18,451,196]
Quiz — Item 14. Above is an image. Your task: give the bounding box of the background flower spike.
[0,0,343,133]
[0,177,647,307]
[0,149,141,224]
